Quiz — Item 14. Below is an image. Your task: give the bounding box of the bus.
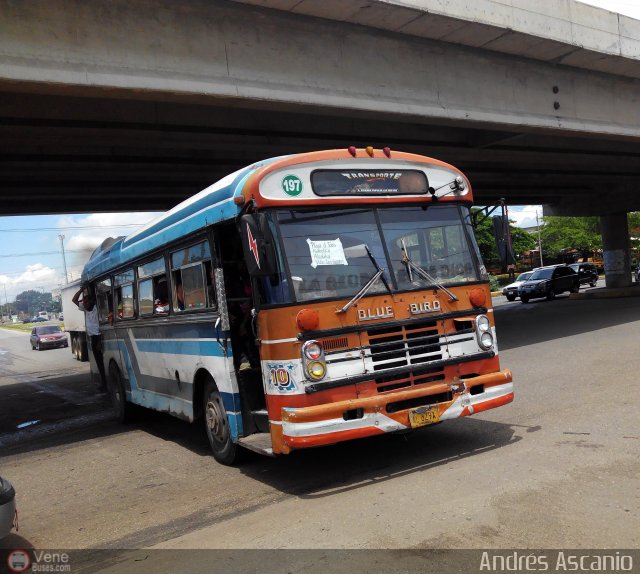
[81,147,514,464]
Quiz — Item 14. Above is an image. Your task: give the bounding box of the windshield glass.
[529,268,553,280]
[38,326,61,334]
[276,205,481,302]
[276,209,388,302]
[516,272,532,282]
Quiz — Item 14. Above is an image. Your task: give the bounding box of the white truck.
[60,280,88,361]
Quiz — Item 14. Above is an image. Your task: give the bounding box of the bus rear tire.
[203,378,239,465]
[108,362,135,423]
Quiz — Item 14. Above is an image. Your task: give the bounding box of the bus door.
[216,223,268,437]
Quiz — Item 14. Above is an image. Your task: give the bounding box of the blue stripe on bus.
[135,339,228,357]
[105,336,243,440]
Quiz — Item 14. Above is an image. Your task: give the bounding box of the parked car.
[37,311,50,321]
[30,324,68,351]
[0,475,17,539]
[32,316,46,322]
[58,313,64,321]
[569,262,598,287]
[518,265,579,303]
[501,271,534,301]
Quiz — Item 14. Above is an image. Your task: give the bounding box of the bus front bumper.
[278,369,513,452]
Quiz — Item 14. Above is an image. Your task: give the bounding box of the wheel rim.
[205,393,228,446]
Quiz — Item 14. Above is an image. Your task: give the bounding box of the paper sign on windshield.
[307,238,348,268]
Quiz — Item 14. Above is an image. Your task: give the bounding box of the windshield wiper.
[337,246,392,314]
[400,239,458,302]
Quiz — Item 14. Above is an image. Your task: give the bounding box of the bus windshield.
[276,205,481,302]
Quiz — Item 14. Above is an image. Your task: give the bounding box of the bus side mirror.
[240,214,277,277]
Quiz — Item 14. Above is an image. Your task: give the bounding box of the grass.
[0,321,65,333]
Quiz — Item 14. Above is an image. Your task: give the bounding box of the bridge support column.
[600,213,632,288]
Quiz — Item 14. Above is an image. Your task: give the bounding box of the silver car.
[0,475,17,539]
[501,272,533,301]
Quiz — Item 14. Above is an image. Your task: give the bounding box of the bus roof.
[82,148,470,281]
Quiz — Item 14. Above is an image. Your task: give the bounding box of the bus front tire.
[108,363,134,423]
[203,378,239,465]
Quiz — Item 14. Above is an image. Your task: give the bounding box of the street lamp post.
[59,234,69,284]
[536,210,544,267]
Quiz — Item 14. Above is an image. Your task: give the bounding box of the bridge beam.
[1,0,640,140]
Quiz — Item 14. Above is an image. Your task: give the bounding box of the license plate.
[408,405,440,428]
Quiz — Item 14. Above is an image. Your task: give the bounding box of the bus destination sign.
[311,169,428,196]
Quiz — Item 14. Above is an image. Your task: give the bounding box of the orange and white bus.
[82,147,513,464]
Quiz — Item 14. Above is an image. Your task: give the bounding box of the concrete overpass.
[1,0,640,285]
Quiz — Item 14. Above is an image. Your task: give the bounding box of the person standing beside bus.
[72,283,107,389]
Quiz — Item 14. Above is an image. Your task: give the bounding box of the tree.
[14,290,55,316]
[539,216,601,258]
[510,226,536,259]
[471,209,536,266]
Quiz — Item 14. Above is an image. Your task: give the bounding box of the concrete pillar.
[600,213,632,288]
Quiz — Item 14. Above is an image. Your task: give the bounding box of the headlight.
[302,340,327,381]
[479,331,494,349]
[475,314,493,350]
[475,315,490,332]
[302,341,323,360]
[306,360,327,380]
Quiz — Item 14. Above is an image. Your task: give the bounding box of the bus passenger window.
[138,279,154,315]
[170,241,214,312]
[138,257,168,315]
[116,285,135,319]
[175,266,206,310]
[114,269,135,320]
[96,278,113,324]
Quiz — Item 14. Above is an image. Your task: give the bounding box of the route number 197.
[282,175,303,196]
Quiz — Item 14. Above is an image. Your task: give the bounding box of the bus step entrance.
[251,409,270,433]
[238,432,274,456]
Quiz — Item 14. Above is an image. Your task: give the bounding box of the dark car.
[30,324,68,351]
[501,271,534,301]
[518,265,579,303]
[569,262,598,287]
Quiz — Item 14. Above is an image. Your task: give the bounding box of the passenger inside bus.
[154,278,169,314]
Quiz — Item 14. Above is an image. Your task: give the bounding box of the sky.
[0,212,161,302]
[577,0,640,19]
[1,0,638,303]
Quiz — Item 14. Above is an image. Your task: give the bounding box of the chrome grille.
[366,320,445,392]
